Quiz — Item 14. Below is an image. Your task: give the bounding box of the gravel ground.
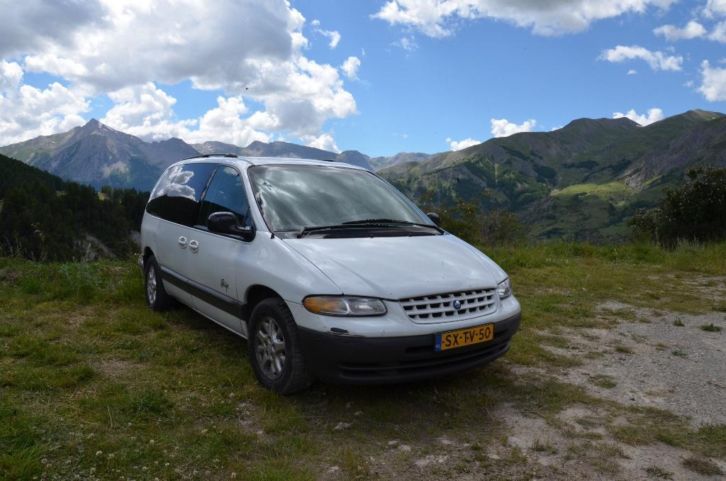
[536,300,726,426]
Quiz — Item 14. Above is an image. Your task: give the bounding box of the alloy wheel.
[147,265,157,305]
[255,317,287,379]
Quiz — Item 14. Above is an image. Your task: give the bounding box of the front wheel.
[248,298,313,394]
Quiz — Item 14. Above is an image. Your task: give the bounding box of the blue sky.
[1,0,725,156]
[295,0,726,155]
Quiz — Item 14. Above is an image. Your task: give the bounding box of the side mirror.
[427,212,441,226]
[208,211,255,241]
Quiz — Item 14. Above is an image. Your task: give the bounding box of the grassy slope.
[1,244,726,480]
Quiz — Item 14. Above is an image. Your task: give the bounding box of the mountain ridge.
[2,109,725,240]
[0,120,376,190]
[380,109,726,241]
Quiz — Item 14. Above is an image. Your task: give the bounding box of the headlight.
[497,278,512,299]
[303,296,387,317]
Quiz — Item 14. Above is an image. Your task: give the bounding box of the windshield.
[248,165,433,233]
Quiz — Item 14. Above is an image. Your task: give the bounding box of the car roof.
[178,155,367,171]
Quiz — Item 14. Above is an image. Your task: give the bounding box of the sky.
[0,0,725,157]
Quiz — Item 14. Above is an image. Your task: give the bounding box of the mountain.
[193,139,373,170]
[1,121,375,190]
[4,110,724,242]
[381,110,726,241]
[0,120,199,190]
[369,152,431,170]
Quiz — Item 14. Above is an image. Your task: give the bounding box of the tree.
[432,201,527,246]
[630,168,726,246]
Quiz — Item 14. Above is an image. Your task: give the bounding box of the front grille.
[400,288,497,323]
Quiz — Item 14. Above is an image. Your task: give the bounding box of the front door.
[187,165,255,336]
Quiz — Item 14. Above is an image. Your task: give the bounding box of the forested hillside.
[0,153,147,261]
[382,110,726,241]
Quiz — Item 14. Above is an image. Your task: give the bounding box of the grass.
[701,323,722,333]
[645,465,673,479]
[1,242,726,479]
[614,344,634,354]
[589,375,617,389]
[682,456,723,476]
[531,438,558,454]
[551,181,632,200]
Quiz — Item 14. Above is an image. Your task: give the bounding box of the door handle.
[178,236,187,248]
[188,239,199,252]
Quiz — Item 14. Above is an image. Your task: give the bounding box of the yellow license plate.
[435,324,494,351]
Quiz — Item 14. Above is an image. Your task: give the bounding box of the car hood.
[283,234,507,299]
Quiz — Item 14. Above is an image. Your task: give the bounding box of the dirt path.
[535,300,726,426]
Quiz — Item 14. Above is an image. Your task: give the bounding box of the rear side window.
[198,166,252,227]
[146,163,216,226]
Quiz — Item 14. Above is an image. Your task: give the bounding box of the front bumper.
[297,312,520,384]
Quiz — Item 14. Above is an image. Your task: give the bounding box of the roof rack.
[182,153,239,160]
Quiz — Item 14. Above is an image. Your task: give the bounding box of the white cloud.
[0,62,88,145]
[101,83,271,146]
[704,0,726,17]
[303,132,340,152]
[311,19,341,48]
[600,45,683,71]
[710,21,726,42]
[0,61,23,92]
[397,35,419,51]
[699,60,726,101]
[627,69,638,75]
[490,118,536,138]
[373,0,676,38]
[446,137,481,151]
[0,0,105,57]
[190,96,271,146]
[654,21,706,41]
[340,56,361,79]
[101,160,130,178]
[101,82,195,141]
[612,107,664,126]
[3,0,356,146]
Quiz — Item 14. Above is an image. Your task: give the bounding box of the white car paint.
[140,156,520,340]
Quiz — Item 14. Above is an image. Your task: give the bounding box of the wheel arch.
[142,247,154,268]
[243,284,283,321]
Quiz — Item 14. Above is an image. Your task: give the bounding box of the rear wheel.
[144,255,173,311]
[248,298,313,394]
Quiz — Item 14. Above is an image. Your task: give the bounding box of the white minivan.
[140,155,521,394]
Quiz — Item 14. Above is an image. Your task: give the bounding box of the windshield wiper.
[297,224,367,238]
[343,218,443,232]
[296,219,443,238]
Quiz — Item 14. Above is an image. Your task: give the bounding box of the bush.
[630,168,726,247]
[435,201,527,246]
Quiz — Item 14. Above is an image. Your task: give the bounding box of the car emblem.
[453,299,462,310]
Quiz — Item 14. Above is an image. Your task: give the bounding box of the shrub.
[630,168,726,246]
[435,201,527,246]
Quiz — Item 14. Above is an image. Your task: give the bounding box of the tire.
[144,255,173,311]
[248,298,313,394]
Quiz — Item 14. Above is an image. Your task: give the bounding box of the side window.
[198,166,251,227]
[146,163,216,226]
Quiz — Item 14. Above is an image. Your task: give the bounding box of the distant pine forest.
[0,153,148,261]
